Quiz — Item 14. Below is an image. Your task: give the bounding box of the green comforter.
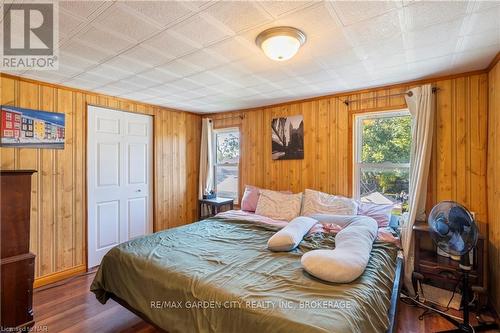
[91,218,398,333]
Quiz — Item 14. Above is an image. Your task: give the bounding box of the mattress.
[91,217,398,333]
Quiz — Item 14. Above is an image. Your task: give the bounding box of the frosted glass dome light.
[256,27,306,61]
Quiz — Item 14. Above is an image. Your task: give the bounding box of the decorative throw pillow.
[255,190,303,221]
[301,189,358,216]
[241,185,260,212]
[357,202,393,227]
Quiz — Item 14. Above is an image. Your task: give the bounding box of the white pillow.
[301,215,378,283]
[301,189,358,216]
[267,216,317,251]
[255,190,302,221]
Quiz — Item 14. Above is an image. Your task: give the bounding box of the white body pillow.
[267,216,317,252]
[301,215,378,283]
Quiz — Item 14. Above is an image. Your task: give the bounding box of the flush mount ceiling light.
[256,27,306,61]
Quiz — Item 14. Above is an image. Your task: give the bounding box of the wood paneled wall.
[209,72,489,235]
[0,74,201,285]
[487,60,500,313]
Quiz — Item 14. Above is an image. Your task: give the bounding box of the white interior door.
[87,105,153,268]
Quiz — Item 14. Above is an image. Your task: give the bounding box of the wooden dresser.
[1,170,36,330]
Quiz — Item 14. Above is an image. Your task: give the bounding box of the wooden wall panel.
[487,61,500,313]
[0,74,201,285]
[208,73,489,235]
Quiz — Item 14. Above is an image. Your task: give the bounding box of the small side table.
[199,197,234,219]
[412,220,486,303]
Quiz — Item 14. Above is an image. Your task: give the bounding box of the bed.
[91,213,403,333]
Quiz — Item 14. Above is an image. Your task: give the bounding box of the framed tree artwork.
[271,115,304,160]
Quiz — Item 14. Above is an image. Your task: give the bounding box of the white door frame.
[86,105,154,268]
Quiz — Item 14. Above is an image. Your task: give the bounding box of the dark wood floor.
[33,271,499,333]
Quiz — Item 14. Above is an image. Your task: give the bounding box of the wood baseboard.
[33,264,87,288]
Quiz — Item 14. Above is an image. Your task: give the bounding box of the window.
[354,110,412,214]
[213,128,240,203]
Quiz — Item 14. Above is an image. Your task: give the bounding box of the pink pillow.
[357,202,393,227]
[241,185,260,212]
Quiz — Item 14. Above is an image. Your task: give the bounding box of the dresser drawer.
[1,254,35,328]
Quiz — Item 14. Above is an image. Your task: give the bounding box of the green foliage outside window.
[361,116,412,164]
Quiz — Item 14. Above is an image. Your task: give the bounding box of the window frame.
[212,126,241,204]
[352,109,412,201]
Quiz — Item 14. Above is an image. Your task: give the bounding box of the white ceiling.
[3,0,500,113]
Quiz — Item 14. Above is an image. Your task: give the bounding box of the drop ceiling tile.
[463,7,500,35]
[121,44,173,67]
[58,52,98,70]
[71,71,115,86]
[157,59,203,78]
[95,3,161,42]
[144,85,175,98]
[168,14,232,48]
[402,1,471,31]
[75,26,135,54]
[62,76,104,90]
[103,56,153,74]
[180,49,228,71]
[409,55,454,74]
[85,64,133,81]
[403,18,464,49]
[206,36,256,63]
[188,72,230,88]
[204,1,272,33]
[473,0,500,12]
[139,68,180,84]
[143,30,200,58]
[152,83,188,96]
[59,1,110,20]
[60,40,113,63]
[330,1,401,26]
[461,29,500,51]
[56,64,84,78]
[452,45,500,70]
[106,79,145,92]
[22,71,69,84]
[305,32,353,58]
[126,91,158,101]
[122,1,195,28]
[316,48,363,70]
[59,11,85,39]
[405,41,458,62]
[344,9,402,46]
[271,2,342,38]
[97,85,130,96]
[132,73,166,86]
[258,1,313,18]
[170,78,205,91]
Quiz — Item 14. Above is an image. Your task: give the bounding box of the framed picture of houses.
[0,105,65,149]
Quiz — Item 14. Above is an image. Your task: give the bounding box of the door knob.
[135,189,141,192]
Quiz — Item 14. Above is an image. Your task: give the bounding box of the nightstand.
[199,197,234,219]
[412,220,485,299]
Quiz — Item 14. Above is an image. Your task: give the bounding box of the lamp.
[255,27,306,61]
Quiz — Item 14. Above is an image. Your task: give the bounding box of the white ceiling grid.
[2,0,499,113]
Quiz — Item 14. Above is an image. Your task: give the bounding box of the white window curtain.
[199,118,214,200]
[402,84,436,293]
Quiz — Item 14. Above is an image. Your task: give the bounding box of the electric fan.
[424,201,497,333]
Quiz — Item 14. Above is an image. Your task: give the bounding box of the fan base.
[436,322,498,333]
